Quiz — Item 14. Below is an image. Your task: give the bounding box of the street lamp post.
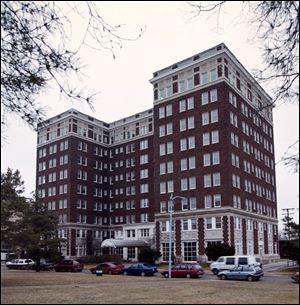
[168,193,186,279]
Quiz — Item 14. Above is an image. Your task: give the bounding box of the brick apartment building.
[36,43,279,262]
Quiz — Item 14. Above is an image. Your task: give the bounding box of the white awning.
[101,239,149,248]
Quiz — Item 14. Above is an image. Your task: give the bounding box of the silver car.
[217,265,264,281]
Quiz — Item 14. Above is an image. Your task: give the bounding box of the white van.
[210,256,262,275]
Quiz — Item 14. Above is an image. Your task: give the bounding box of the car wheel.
[247,275,253,282]
[186,273,191,278]
[141,272,146,277]
[212,269,219,275]
[220,274,227,280]
[108,270,113,275]
[163,273,169,278]
[123,271,128,276]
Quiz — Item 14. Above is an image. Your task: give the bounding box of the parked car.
[217,265,264,281]
[6,258,35,270]
[122,263,157,276]
[54,259,84,272]
[32,259,55,271]
[90,262,125,274]
[210,255,262,275]
[291,271,299,283]
[160,263,204,278]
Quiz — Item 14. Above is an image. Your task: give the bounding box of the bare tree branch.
[1,1,145,132]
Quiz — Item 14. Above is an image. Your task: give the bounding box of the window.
[206,217,212,229]
[232,153,240,168]
[160,201,167,213]
[179,100,186,112]
[233,195,241,209]
[201,72,208,85]
[187,97,194,110]
[211,110,218,123]
[140,169,149,179]
[202,112,209,125]
[159,107,165,119]
[159,125,165,137]
[215,217,222,229]
[213,173,221,186]
[140,140,148,150]
[183,219,189,230]
[181,158,188,171]
[181,177,196,191]
[160,142,173,156]
[212,151,220,165]
[181,178,188,191]
[140,184,149,194]
[160,181,174,194]
[183,242,197,262]
[162,242,174,261]
[229,92,237,107]
[211,130,219,144]
[205,195,212,208]
[204,175,211,188]
[203,132,210,146]
[181,157,195,171]
[188,116,195,129]
[231,132,239,147]
[141,213,149,223]
[190,197,197,210]
[214,194,221,207]
[232,174,241,189]
[201,92,209,105]
[140,154,148,164]
[210,68,217,81]
[210,89,218,102]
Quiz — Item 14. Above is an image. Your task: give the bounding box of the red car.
[291,271,299,283]
[160,263,204,278]
[90,262,125,274]
[54,259,84,272]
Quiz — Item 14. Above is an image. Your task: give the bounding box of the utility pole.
[281,208,295,267]
[282,208,295,240]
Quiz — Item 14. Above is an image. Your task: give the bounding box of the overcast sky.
[1,1,299,228]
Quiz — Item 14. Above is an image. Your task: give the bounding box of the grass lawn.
[1,270,299,304]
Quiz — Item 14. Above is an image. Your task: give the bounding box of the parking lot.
[1,263,299,304]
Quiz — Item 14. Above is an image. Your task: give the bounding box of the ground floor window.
[248,240,253,255]
[76,244,86,257]
[115,247,123,256]
[235,239,242,255]
[161,242,174,262]
[183,242,197,262]
[128,246,135,259]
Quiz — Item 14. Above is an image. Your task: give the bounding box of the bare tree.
[188,1,299,171]
[1,1,144,131]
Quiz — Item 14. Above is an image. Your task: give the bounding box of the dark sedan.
[122,263,157,276]
[90,262,125,274]
[160,263,204,278]
[217,265,264,281]
[54,259,84,272]
[32,259,55,271]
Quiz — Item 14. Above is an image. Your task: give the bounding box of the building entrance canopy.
[101,239,148,249]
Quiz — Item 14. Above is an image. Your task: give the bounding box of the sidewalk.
[263,259,299,272]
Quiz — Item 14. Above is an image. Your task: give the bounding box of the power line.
[282,208,295,240]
